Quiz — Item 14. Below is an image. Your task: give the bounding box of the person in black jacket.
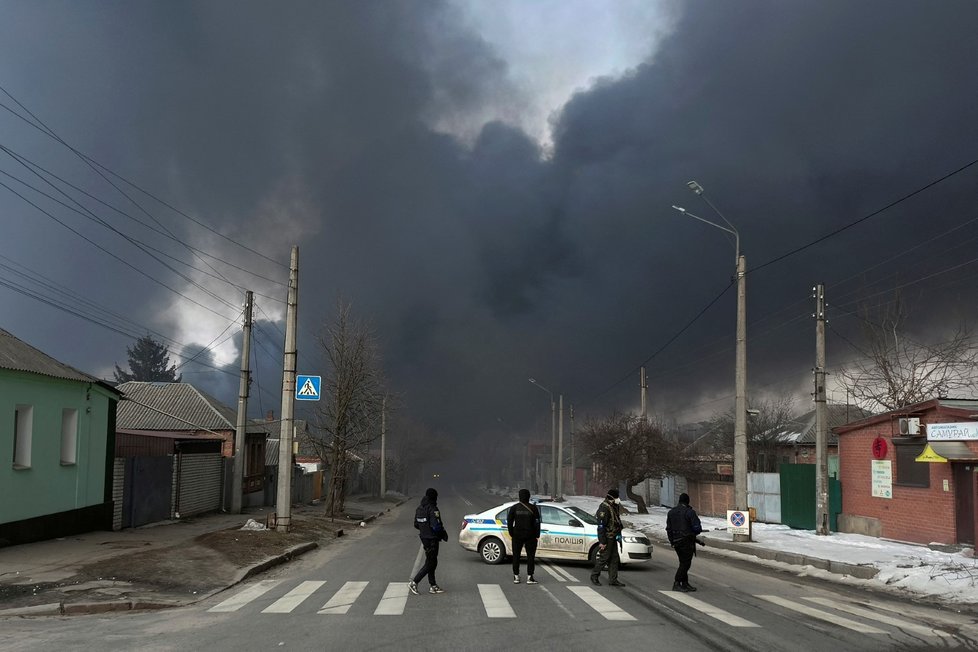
[665,492,703,592]
[507,489,541,584]
[410,488,448,595]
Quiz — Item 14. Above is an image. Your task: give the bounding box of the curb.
[692,536,879,580]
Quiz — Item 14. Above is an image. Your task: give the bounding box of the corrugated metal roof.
[0,327,104,385]
[117,381,276,435]
[927,441,978,461]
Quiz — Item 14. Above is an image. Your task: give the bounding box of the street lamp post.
[529,378,558,499]
[673,180,750,542]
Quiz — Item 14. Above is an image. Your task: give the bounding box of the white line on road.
[757,595,886,634]
[375,582,410,615]
[659,591,759,627]
[537,563,567,582]
[478,584,516,618]
[319,581,369,615]
[207,580,281,613]
[538,584,576,618]
[567,586,636,621]
[262,580,325,613]
[804,597,952,639]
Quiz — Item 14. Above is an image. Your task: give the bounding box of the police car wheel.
[587,544,599,563]
[478,537,505,564]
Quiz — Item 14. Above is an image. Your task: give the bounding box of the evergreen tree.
[114,335,182,383]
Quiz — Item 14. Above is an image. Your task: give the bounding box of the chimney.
[266,410,274,422]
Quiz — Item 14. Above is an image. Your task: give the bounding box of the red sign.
[872,437,888,459]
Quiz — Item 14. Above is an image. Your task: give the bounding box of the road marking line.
[757,595,886,634]
[375,582,410,615]
[319,581,369,615]
[550,563,578,582]
[478,584,516,618]
[207,580,281,613]
[567,586,636,621]
[262,580,325,613]
[658,591,759,627]
[804,597,952,639]
[539,584,576,618]
[537,563,567,582]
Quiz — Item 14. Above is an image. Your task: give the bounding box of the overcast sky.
[2,1,978,446]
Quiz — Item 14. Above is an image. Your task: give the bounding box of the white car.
[459,501,653,565]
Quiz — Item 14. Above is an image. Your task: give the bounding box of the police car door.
[538,506,587,559]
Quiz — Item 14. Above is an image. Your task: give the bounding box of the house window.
[246,439,264,477]
[13,404,33,469]
[61,408,79,465]
[893,438,929,487]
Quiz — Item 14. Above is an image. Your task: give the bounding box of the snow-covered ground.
[483,486,978,608]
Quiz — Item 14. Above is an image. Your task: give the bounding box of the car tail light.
[460,519,469,530]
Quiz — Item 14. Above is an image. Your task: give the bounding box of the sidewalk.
[0,494,407,618]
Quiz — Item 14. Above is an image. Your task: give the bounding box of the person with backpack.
[507,488,541,584]
[666,492,704,592]
[410,488,449,595]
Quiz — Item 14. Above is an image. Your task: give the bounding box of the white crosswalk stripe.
[262,580,325,613]
[478,584,516,618]
[538,562,577,582]
[659,591,760,627]
[567,586,636,621]
[758,595,887,634]
[320,581,369,615]
[208,580,282,613]
[803,597,953,640]
[374,582,410,615]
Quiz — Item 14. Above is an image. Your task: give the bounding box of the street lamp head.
[687,180,705,195]
[671,205,687,214]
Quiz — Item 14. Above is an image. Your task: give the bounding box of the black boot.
[590,575,601,586]
[672,581,689,592]
[683,582,697,592]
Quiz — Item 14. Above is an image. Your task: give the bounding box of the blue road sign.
[731,511,746,527]
[295,375,322,401]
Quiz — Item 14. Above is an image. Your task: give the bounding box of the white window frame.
[61,408,79,465]
[13,404,33,469]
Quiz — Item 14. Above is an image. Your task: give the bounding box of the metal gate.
[122,456,173,528]
[779,463,841,530]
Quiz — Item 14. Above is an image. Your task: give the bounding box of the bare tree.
[579,413,689,514]
[310,301,386,517]
[707,391,796,472]
[838,298,978,412]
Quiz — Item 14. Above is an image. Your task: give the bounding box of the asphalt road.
[5,486,978,651]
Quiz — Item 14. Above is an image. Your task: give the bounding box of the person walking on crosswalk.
[507,488,541,585]
[409,488,449,595]
[590,488,625,587]
[666,492,703,592]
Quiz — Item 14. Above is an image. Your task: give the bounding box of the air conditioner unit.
[898,417,920,435]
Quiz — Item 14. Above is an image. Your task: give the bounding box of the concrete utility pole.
[557,394,564,500]
[675,182,750,542]
[276,246,299,532]
[232,290,254,514]
[380,394,387,497]
[528,378,556,499]
[569,404,575,495]
[733,252,750,542]
[814,283,829,535]
[641,367,651,505]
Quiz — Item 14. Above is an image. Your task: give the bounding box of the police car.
[459,501,653,565]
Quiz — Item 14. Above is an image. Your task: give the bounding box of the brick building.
[835,398,978,547]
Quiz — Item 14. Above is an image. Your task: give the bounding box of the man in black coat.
[410,488,449,595]
[507,488,541,584]
[666,492,703,592]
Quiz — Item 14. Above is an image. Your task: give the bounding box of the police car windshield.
[563,506,599,525]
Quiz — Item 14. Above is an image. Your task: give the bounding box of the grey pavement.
[0,494,407,618]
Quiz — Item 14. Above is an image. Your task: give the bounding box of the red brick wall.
[839,406,971,545]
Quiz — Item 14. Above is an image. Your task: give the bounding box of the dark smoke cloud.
[2,1,977,444]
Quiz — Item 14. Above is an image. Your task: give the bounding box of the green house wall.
[0,369,117,525]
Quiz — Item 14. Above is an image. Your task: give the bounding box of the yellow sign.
[915,444,948,463]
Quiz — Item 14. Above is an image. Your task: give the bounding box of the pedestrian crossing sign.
[295,375,321,401]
